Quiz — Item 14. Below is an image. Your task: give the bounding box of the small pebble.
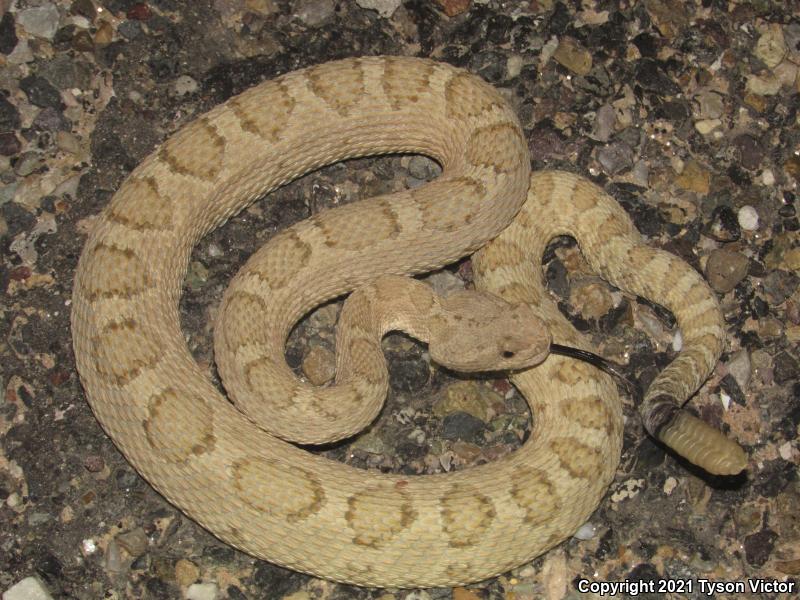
[2,577,54,600]
[292,0,335,26]
[672,331,683,352]
[16,5,61,40]
[573,522,596,540]
[726,350,752,390]
[552,37,592,76]
[173,75,199,96]
[301,345,335,385]
[705,249,749,294]
[186,583,221,600]
[754,24,787,69]
[355,0,402,17]
[175,558,200,587]
[738,205,759,231]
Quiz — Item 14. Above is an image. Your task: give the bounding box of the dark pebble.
[548,1,571,35]
[84,455,105,473]
[386,350,429,393]
[753,460,795,498]
[778,204,796,218]
[733,134,764,171]
[633,32,659,57]
[744,528,778,566]
[703,205,741,242]
[118,20,144,40]
[32,106,70,132]
[40,54,95,90]
[0,131,21,155]
[226,586,248,600]
[53,25,78,50]
[115,467,140,490]
[145,577,173,597]
[597,141,634,175]
[440,411,486,442]
[469,50,507,83]
[773,351,799,385]
[485,14,513,44]
[719,374,747,406]
[71,0,99,20]
[545,258,570,300]
[73,30,94,51]
[762,270,799,305]
[204,545,236,562]
[594,527,615,559]
[19,76,63,109]
[251,562,303,597]
[634,58,681,96]
[727,164,752,187]
[0,95,21,131]
[654,99,690,122]
[127,3,152,20]
[0,12,17,54]
[785,217,799,231]
[1,201,37,236]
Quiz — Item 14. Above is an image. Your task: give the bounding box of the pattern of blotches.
[92,319,162,386]
[307,60,365,116]
[228,82,296,142]
[106,176,172,231]
[465,123,525,174]
[311,202,400,250]
[232,457,325,522]
[440,485,496,548]
[551,437,599,480]
[83,242,151,301]
[246,230,312,290]
[382,57,435,110]
[158,117,225,180]
[343,336,386,386]
[552,358,595,386]
[345,485,417,548]
[144,387,215,461]
[560,395,613,434]
[71,57,736,587]
[510,466,560,526]
[219,291,270,349]
[444,72,501,121]
[415,177,484,232]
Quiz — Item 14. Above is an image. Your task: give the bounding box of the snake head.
[429,290,551,373]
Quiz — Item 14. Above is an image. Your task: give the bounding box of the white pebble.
[761,169,775,186]
[186,583,221,600]
[738,205,759,231]
[2,577,53,600]
[672,331,683,352]
[573,522,597,540]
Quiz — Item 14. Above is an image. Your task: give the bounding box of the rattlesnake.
[71,56,745,588]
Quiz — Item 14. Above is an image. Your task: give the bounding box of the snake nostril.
[502,350,515,359]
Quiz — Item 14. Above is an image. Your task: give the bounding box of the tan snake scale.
[72,57,746,588]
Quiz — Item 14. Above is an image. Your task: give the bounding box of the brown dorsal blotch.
[158,117,225,180]
[381,56,436,110]
[229,81,296,143]
[306,60,365,117]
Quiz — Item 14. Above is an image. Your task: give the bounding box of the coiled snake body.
[72,57,745,588]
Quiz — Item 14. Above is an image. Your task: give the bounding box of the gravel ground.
[1,1,798,599]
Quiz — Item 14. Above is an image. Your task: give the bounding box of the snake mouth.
[549,343,643,402]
